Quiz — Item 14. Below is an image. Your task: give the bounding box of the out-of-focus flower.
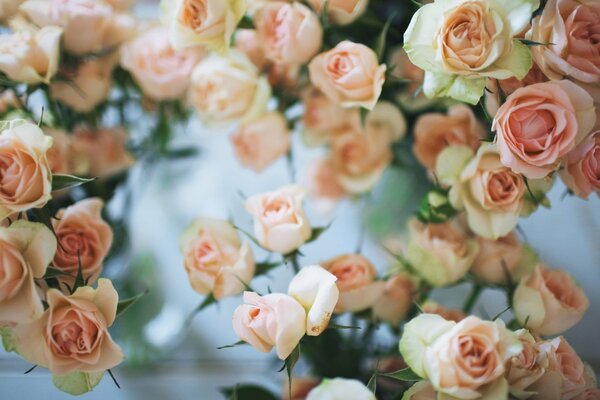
[372,273,415,326]
[306,378,375,400]
[560,131,600,199]
[70,126,133,178]
[306,0,368,26]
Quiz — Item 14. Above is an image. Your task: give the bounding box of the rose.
[234,29,267,69]
[180,218,255,300]
[0,26,62,84]
[413,105,485,172]
[288,265,339,336]
[403,0,537,104]
[506,329,548,398]
[572,389,600,400]
[52,198,113,289]
[528,0,600,101]
[306,378,375,400]
[365,101,406,144]
[402,382,436,400]
[267,61,300,89]
[560,131,600,199]
[230,112,291,173]
[44,129,72,174]
[321,254,384,313]
[0,221,56,323]
[160,0,246,52]
[254,2,323,65]
[190,50,271,124]
[421,301,466,322]
[306,0,368,26]
[244,185,312,254]
[301,88,357,147]
[13,279,123,375]
[308,41,386,110]
[0,0,23,20]
[121,26,204,101]
[513,264,589,336]
[0,120,53,219]
[232,291,305,360]
[20,0,135,55]
[493,80,596,179]
[406,218,479,287]
[305,158,347,212]
[372,273,415,326]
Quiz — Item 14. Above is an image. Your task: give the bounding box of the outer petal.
[513,280,546,331]
[11,312,50,367]
[489,0,540,36]
[335,281,385,313]
[423,71,486,105]
[214,242,255,299]
[7,220,56,278]
[70,279,119,327]
[272,294,306,360]
[488,40,532,81]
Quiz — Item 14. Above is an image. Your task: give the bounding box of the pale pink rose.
[0,0,24,20]
[121,26,204,101]
[506,329,548,396]
[180,219,255,300]
[471,231,533,284]
[254,2,323,65]
[308,41,386,110]
[0,121,53,219]
[13,279,123,375]
[306,157,347,212]
[307,0,368,25]
[230,112,291,173]
[284,377,321,400]
[421,301,466,322]
[560,131,600,199]
[234,29,268,70]
[372,273,415,326]
[232,291,306,360]
[321,254,384,313]
[413,105,486,172]
[493,80,597,179]
[513,264,589,336]
[389,47,424,99]
[0,221,56,324]
[44,128,71,174]
[266,61,301,89]
[244,185,312,255]
[52,198,113,289]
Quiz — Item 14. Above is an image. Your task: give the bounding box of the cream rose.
[422,301,466,322]
[254,2,323,65]
[288,265,339,336]
[560,131,600,199]
[406,218,479,287]
[321,253,384,313]
[13,279,123,375]
[0,0,23,20]
[306,378,375,400]
[234,29,267,69]
[230,112,291,173]
[121,26,204,101]
[301,88,357,147]
[0,221,56,324]
[506,329,548,398]
[180,218,255,300]
[372,273,415,326]
[244,185,311,254]
[308,41,386,110]
[306,157,347,212]
[0,26,62,84]
[306,0,368,26]
[513,264,589,336]
[0,120,53,219]
[232,291,305,360]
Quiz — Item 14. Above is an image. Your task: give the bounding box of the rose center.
[180,0,208,31]
[0,242,27,301]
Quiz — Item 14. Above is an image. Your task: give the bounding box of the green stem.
[290,255,300,274]
[462,283,484,313]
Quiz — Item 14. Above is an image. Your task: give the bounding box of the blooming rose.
[0,121,53,219]
[402,382,437,400]
[372,273,415,326]
[44,129,72,174]
[306,378,375,400]
[121,26,204,101]
[180,218,255,300]
[365,101,406,143]
[403,0,537,104]
[52,198,113,289]
[20,0,135,55]
[309,41,386,110]
[244,185,311,254]
[321,254,384,313]
[13,279,123,375]
[406,218,479,287]
[513,264,589,336]
[421,301,466,322]
[493,80,596,178]
[160,0,246,52]
[254,2,323,65]
[0,221,56,323]
[288,265,339,336]
[234,29,267,69]
[560,131,600,199]
[506,329,548,398]
[306,0,368,26]
[0,26,62,84]
[306,157,347,212]
[190,50,271,124]
[301,88,357,147]
[230,112,291,173]
[232,291,306,360]
[413,105,486,172]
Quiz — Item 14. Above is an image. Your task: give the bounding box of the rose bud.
[301,88,357,147]
[506,329,548,398]
[372,273,415,326]
[560,131,600,199]
[234,29,268,70]
[306,378,375,400]
[306,0,368,26]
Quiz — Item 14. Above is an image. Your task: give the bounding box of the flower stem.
[462,283,484,314]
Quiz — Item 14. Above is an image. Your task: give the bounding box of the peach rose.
[413,105,486,172]
[321,253,384,313]
[0,121,53,219]
[301,88,357,147]
[180,218,255,300]
[234,29,268,70]
[307,378,375,400]
[308,41,386,110]
[305,157,347,212]
[0,221,56,323]
[421,301,466,322]
[20,0,135,55]
[306,0,368,26]
[244,185,312,255]
[406,219,479,287]
[560,131,600,199]
[51,198,112,289]
[230,112,291,173]
[44,129,72,175]
[0,26,62,84]
[254,2,323,65]
[284,377,321,400]
[372,273,415,326]
[0,0,23,20]
[121,26,204,101]
[506,329,548,398]
[232,291,306,360]
[493,80,596,179]
[365,101,406,143]
[513,264,589,336]
[13,279,123,375]
[266,61,301,89]
[402,382,437,400]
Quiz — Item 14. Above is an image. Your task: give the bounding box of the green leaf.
[217,340,247,350]
[43,267,73,280]
[519,39,554,47]
[237,15,254,30]
[255,261,282,277]
[284,344,301,400]
[327,324,361,330]
[0,327,17,352]
[374,12,398,61]
[52,371,104,396]
[220,384,278,400]
[52,174,96,192]
[367,373,377,395]
[378,367,422,382]
[116,290,149,317]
